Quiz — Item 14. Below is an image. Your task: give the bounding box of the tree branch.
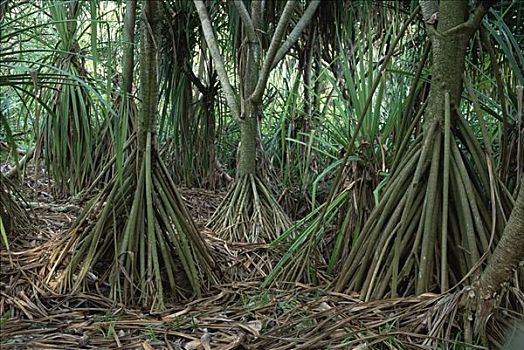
[233,0,257,44]
[419,0,439,23]
[270,0,321,70]
[249,0,296,103]
[183,63,206,94]
[251,0,262,31]
[193,0,240,121]
[5,147,35,179]
[442,0,494,36]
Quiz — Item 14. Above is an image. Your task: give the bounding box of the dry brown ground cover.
[1,168,522,349]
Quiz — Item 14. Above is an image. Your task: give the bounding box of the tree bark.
[424,0,469,125]
[238,114,258,176]
[121,0,137,96]
[138,0,159,151]
[237,5,262,176]
[477,177,524,297]
[463,177,524,343]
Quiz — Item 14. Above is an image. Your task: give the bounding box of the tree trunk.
[424,0,469,124]
[237,31,261,177]
[478,177,524,297]
[462,177,524,344]
[335,0,499,298]
[198,0,317,244]
[238,114,258,176]
[121,0,137,96]
[138,0,159,152]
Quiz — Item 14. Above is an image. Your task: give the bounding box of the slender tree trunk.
[238,114,258,175]
[197,0,319,243]
[424,0,469,124]
[301,24,316,134]
[237,25,261,177]
[121,0,137,96]
[138,0,159,152]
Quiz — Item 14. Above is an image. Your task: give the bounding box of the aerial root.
[208,174,292,244]
[46,133,217,310]
[336,116,513,300]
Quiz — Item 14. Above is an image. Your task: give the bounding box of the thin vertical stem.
[441,92,450,292]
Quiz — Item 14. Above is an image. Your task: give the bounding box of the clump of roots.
[335,112,514,300]
[0,174,32,247]
[47,133,217,310]
[208,174,292,244]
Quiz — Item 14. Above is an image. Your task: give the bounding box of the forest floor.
[0,167,520,349]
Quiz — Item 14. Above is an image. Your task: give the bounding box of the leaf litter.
[1,170,523,349]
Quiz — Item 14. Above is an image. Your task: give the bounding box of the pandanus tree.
[263,3,426,287]
[334,0,515,300]
[194,0,320,243]
[36,0,97,195]
[48,0,217,310]
[92,0,138,183]
[158,0,221,188]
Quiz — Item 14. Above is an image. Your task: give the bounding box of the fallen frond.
[2,283,521,349]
